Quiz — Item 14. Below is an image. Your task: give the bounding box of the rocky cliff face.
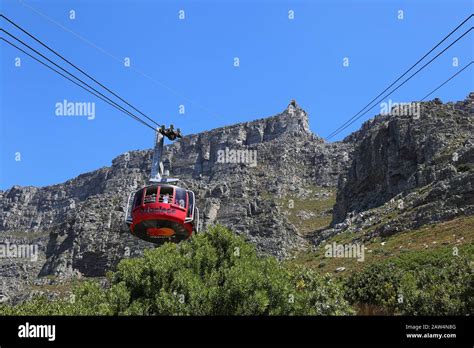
[333,96,474,226]
[307,95,474,247]
[0,96,472,303]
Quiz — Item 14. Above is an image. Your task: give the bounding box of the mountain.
[0,95,472,303]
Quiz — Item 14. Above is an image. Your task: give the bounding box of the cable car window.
[175,188,186,208]
[133,188,144,209]
[159,186,174,203]
[187,191,194,217]
[144,186,157,204]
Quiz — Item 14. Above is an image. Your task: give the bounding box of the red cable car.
[125,125,199,244]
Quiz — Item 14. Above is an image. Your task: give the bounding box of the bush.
[0,225,353,316]
[344,247,473,315]
[0,296,73,316]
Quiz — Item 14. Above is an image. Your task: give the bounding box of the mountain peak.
[184,100,311,147]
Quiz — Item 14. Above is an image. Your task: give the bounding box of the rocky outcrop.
[333,96,474,225]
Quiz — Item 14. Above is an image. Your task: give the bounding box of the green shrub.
[0,296,72,316]
[344,247,473,315]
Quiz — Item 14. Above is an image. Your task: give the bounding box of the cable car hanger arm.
[150,125,182,183]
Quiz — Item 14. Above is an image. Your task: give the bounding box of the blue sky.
[1,0,473,189]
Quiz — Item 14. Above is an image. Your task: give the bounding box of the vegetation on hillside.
[1,219,472,316]
[292,215,474,275]
[344,247,473,315]
[0,225,353,315]
[289,215,474,315]
[276,185,336,234]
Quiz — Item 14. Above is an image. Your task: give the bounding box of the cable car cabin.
[126,184,198,244]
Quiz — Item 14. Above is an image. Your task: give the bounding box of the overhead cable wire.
[0,36,157,131]
[420,61,473,101]
[326,26,473,140]
[1,13,162,128]
[326,14,473,139]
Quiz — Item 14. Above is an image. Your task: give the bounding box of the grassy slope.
[276,185,336,235]
[290,215,474,277]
